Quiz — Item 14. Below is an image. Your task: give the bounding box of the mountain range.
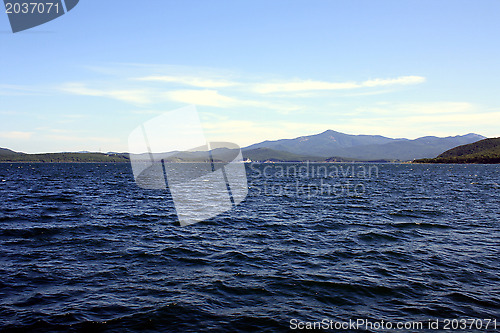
[0,130,488,162]
[243,130,485,161]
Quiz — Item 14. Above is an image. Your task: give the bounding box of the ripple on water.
[0,163,499,331]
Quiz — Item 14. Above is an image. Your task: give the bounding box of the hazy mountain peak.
[319,129,339,135]
[244,129,487,161]
[462,133,487,139]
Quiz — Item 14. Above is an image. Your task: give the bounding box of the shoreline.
[0,161,498,165]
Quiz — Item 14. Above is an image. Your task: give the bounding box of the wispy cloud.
[0,131,33,140]
[164,89,300,112]
[58,81,300,111]
[252,76,425,94]
[55,68,426,114]
[362,76,425,87]
[135,75,239,88]
[164,89,237,108]
[44,134,121,144]
[60,83,152,104]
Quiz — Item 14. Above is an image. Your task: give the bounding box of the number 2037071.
[5,2,60,14]
[442,318,497,330]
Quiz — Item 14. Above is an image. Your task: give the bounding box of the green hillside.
[413,138,500,164]
[0,148,19,156]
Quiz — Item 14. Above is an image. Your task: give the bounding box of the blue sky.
[1,0,499,153]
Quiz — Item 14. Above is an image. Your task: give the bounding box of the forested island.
[0,149,129,163]
[413,138,500,164]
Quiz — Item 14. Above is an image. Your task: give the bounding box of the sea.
[0,162,498,332]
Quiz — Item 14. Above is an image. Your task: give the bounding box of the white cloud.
[164,89,238,108]
[57,70,426,115]
[135,75,239,88]
[253,81,358,94]
[164,89,300,112]
[252,76,426,94]
[0,131,33,140]
[60,83,152,104]
[59,81,301,111]
[361,76,425,87]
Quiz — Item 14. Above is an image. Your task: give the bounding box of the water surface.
[0,163,498,332]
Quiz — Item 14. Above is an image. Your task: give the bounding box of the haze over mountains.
[1,130,487,162]
[243,130,485,161]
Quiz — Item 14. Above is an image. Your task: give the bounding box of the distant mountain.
[335,134,486,161]
[414,137,500,164]
[244,130,486,161]
[245,130,398,157]
[0,151,129,163]
[0,130,489,163]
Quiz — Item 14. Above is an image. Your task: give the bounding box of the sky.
[1,0,499,153]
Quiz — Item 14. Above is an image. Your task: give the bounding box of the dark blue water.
[0,163,498,332]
